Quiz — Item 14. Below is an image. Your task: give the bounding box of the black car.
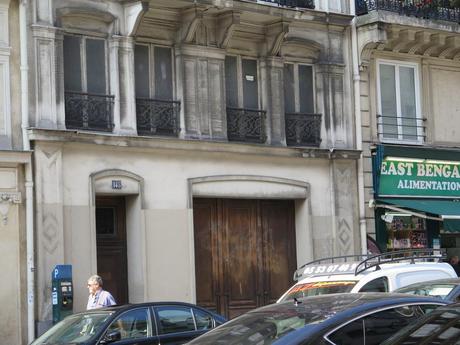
[381,302,460,344]
[30,301,226,345]
[394,278,460,302]
[188,293,449,345]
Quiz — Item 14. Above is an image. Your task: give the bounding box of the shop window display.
[385,213,427,250]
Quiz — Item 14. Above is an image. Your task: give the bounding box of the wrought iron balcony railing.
[227,107,267,143]
[285,113,322,147]
[259,0,315,9]
[356,0,460,23]
[136,98,180,137]
[65,91,114,132]
[377,114,426,143]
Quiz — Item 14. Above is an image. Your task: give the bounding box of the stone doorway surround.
[89,169,146,303]
[187,175,312,303]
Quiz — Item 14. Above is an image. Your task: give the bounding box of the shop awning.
[376,198,460,232]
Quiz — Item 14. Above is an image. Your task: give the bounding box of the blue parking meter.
[52,265,73,324]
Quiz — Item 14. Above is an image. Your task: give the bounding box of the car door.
[324,304,443,345]
[153,305,213,345]
[99,307,158,345]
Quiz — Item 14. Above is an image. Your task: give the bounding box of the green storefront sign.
[379,159,460,198]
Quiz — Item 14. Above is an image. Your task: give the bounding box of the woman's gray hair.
[88,274,103,286]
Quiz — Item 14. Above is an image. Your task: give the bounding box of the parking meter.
[52,265,73,324]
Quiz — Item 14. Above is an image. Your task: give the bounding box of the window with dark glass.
[193,309,213,330]
[224,56,265,143]
[327,305,439,345]
[134,45,178,136]
[284,63,320,147]
[155,306,196,334]
[63,35,113,131]
[359,277,389,292]
[107,308,152,340]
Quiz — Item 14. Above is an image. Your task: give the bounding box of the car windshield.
[396,283,457,299]
[31,311,114,345]
[279,281,357,302]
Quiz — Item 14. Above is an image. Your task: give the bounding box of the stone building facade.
[24,0,360,336]
[0,1,33,345]
[356,2,460,254]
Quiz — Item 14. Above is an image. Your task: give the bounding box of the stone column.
[0,0,11,148]
[118,36,137,135]
[264,57,285,146]
[109,36,121,133]
[31,25,58,129]
[35,144,65,331]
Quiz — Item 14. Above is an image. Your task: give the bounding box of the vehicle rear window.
[396,284,457,299]
[280,281,357,301]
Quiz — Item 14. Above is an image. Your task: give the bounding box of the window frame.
[225,54,261,110]
[103,307,154,341]
[134,42,176,101]
[323,302,445,345]
[153,305,198,335]
[283,62,316,114]
[376,59,423,145]
[63,33,110,96]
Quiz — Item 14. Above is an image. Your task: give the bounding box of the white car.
[277,249,457,303]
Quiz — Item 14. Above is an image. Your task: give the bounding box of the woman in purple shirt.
[86,275,117,310]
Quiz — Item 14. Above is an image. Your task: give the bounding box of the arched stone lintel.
[89,169,145,208]
[56,7,116,34]
[188,175,310,208]
[280,37,322,61]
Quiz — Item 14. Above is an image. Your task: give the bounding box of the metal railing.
[65,91,114,132]
[377,114,426,142]
[356,0,460,23]
[227,107,267,143]
[136,98,180,137]
[285,113,322,147]
[259,0,315,9]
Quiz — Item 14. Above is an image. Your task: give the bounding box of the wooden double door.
[194,198,297,319]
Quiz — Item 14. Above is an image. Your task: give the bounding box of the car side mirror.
[99,330,121,344]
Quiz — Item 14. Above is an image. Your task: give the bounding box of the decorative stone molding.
[0,192,21,225]
[188,175,310,208]
[358,22,460,63]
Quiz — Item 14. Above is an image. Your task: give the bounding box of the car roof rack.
[354,248,446,275]
[293,249,446,281]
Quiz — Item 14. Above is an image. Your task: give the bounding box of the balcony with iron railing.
[285,113,322,147]
[227,107,267,144]
[136,98,181,137]
[377,114,427,143]
[65,91,114,132]
[356,0,460,23]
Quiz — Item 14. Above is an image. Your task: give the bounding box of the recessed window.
[134,45,179,136]
[63,35,113,131]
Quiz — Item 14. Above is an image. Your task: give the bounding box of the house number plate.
[112,180,122,190]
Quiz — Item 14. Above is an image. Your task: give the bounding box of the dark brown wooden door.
[96,196,129,305]
[194,198,296,319]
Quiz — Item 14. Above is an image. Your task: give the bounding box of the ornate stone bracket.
[217,11,240,49]
[0,192,21,225]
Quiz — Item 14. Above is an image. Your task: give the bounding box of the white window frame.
[284,62,316,114]
[134,43,176,100]
[63,33,110,96]
[376,59,423,145]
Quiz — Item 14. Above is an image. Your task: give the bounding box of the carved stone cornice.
[358,22,460,62]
